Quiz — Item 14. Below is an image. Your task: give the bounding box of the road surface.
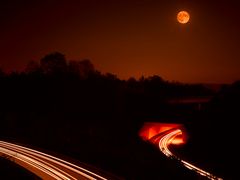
[0,140,107,180]
[154,128,223,180]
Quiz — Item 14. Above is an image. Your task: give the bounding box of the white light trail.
[157,129,223,180]
[0,141,107,180]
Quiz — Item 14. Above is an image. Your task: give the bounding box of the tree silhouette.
[25,61,41,74]
[68,59,95,78]
[0,69,4,78]
[40,52,67,74]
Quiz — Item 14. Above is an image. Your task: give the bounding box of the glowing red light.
[139,122,186,145]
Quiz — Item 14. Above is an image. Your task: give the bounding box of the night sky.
[1,0,240,83]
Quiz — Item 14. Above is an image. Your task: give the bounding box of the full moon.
[177,11,190,24]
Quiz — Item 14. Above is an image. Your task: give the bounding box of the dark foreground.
[0,157,41,179]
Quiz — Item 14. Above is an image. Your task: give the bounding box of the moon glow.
[177,11,190,24]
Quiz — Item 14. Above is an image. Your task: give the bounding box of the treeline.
[1,52,214,100]
[0,52,218,179]
[0,52,215,134]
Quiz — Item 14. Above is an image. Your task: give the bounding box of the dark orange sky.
[1,0,240,83]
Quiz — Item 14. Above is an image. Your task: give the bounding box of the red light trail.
[139,123,223,180]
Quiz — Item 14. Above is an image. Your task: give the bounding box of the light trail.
[156,128,223,180]
[0,140,108,180]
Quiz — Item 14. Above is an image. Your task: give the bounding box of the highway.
[156,128,223,180]
[0,140,107,180]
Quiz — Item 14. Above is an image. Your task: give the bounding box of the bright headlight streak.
[0,144,77,180]
[17,153,70,180]
[0,141,107,180]
[157,129,223,180]
[1,145,77,180]
[0,141,103,179]
[0,147,64,180]
[159,129,181,157]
